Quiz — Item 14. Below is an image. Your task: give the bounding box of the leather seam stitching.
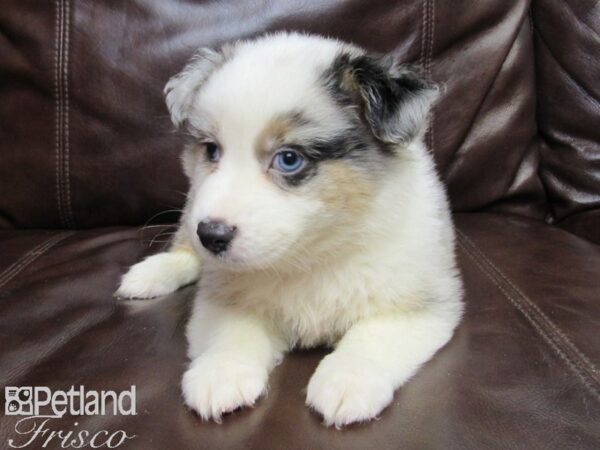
[0,232,76,290]
[54,0,74,228]
[421,0,435,152]
[54,0,65,227]
[420,0,426,69]
[63,0,74,227]
[427,0,435,152]
[457,230,600,401]
[459,228,599,373]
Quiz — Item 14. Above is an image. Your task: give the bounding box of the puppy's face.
[165,33,436,270]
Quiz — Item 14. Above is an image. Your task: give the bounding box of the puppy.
[117,32,463,428]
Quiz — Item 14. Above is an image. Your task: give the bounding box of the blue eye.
[273,150,305,174]
[205,142,220,162]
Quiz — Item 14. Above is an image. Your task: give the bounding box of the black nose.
[197,220,237,254]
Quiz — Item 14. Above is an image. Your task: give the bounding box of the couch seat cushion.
[0,213,598,449]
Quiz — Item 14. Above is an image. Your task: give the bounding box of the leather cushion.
[1,213,598,448]
[533,0,600,243]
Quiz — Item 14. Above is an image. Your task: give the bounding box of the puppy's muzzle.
[197,220,237,255]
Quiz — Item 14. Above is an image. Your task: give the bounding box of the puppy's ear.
[164,47,228,128]
[326,53,438,145]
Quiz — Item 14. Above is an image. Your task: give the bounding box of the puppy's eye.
[272,149,305,174]
[205,142,221,162]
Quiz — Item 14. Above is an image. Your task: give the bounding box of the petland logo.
[4,386,137,448]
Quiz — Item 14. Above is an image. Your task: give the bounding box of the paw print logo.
[4,387,33,415]
[7,400,19,413]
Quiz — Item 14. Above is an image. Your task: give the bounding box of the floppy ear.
[164,47,227,128]
[326,53,438,145]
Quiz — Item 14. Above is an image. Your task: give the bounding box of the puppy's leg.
[306,304,461,428]
[116,227,201,299]
[183,301,286,422]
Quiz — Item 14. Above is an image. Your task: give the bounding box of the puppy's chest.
[203,266,390,347]
[266,283,361,347]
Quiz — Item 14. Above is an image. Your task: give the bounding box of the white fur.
[118,32,463,427]
[116,249,200,298]
[306,304,460,427]
[183,301,286,421]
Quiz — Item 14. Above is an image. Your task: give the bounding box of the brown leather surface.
[533,0,600,243]
[456,214,600,369]
[1,214,599,449]
[432,1,546,219]
[1,0,550,229]
[0,1,58,229]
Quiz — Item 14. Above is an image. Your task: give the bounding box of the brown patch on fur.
[341,69,360,94]
[317,161,374,213]
[255,112,307,158]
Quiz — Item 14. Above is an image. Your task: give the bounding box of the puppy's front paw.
[182,355,268,422]
[115,251,200,299]
[306,353,394,428]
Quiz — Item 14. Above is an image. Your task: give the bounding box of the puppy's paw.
[115,251,200,299]
[306,353,394,428]
[182,355,268,422]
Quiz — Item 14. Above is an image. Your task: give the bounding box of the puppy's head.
[165,32,437,270]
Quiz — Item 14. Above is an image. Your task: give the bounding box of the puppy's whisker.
[148,231,178,247]
[142,209,183,227]
[140,224,178,230]
[167,189,190,199]
[152,231,177,239]
[138,209,183,246]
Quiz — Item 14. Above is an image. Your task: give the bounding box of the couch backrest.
[532,0,600,243]
[2,0,590,231]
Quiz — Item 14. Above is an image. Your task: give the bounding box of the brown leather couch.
[1,1,599,448]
